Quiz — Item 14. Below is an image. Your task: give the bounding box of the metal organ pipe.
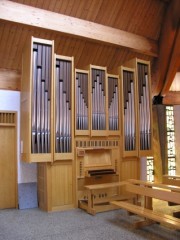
[91,69,106,130]
[108,77,119,131]
[76,72,88,131]
[138,63,151,150]
[55,59,72,153]
[123,70,135,151]
[31,43,52,154]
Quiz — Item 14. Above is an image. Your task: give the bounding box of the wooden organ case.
[21,37,153,213]
[21,37,75,211]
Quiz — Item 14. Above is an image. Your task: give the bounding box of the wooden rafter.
[163,91,180,105]
[154,0,180,96]
[0,0,158,57]
[161,26,180,95]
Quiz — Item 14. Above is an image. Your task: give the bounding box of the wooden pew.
[163,175,180,187]
[111,179,180,230]
[79,181,135,215]
[163,175,180,217]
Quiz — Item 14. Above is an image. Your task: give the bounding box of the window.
[166,106,176,175]
[147,156,154,182]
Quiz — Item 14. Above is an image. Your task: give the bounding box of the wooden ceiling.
[0,0,179,103]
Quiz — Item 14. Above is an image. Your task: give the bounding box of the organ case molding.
[21,37,54,163]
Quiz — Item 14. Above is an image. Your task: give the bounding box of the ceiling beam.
[161,27,180,95]
[0,0,157,57]
[163,91,180,105]
[154,0,180,96]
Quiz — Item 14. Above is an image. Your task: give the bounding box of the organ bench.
[79,181,135,215]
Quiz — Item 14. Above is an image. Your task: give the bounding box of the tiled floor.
[0,206,179,240]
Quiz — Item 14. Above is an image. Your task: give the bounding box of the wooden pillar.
[152,105,164,182]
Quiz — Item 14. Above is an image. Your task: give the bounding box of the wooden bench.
[163,175,180,216]
[79,181,135,215]
[111,179,180,230]
[163,175,180,187]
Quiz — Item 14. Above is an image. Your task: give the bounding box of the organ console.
[21,37,153,212]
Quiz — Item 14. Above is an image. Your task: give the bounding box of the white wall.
[0,90,37,183]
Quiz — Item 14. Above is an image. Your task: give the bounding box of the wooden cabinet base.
[37,161,75,212]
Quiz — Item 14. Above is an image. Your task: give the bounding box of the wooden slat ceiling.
[1,0,179,101]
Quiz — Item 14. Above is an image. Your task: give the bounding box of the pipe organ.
[21,37,153,212]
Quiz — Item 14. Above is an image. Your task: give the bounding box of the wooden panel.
[0,0,158,57]
[0,116,17,209]
[51,162,73,209]
[37,163,52,211]
[0,68,20,91]
[0,0,169,95]
[119,157,139,195]
[38,161,74,212]
[9,0,165,40]
[120,158,140,181]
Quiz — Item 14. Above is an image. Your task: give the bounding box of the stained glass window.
[147,156,154,182]
[166,106,176,176]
